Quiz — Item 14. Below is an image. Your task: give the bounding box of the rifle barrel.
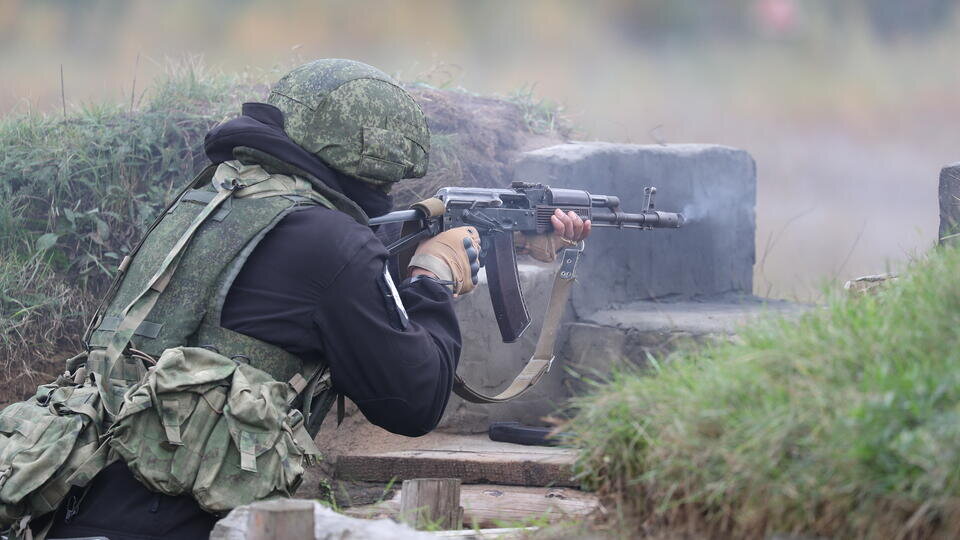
[590,208,684,229]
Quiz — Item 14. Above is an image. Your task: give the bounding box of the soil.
[394,86,566,206]
[0,344,77,406]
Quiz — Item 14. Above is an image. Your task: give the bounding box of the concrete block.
[514,143,757,315]
[939,162,960,245]
[560,297,806,393]
[211,499,431,540]
[441,260,574,432]
[345,485,602,528]
[441,143,760,432]
[583,297,803,335]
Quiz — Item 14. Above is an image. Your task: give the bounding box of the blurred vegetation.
[568,244,960,538]
[5,0,958,116]
[610,0,956,42]
[0,60,257,397]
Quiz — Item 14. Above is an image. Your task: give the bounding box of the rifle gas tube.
[370,181,684,403]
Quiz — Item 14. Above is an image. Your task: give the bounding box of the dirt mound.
[393,86,567,206]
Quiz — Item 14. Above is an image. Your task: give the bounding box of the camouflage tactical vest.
[84,160,338,431]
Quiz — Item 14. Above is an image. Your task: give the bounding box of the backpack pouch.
[192,365,314,512]
[109,382,228,495]
[109,347,320,514]
[0,377,105,530]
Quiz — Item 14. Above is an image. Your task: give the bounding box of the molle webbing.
[87,161,333,414]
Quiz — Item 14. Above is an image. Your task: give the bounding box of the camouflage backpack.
[0,359,105,538]
[79,159,343,502]
[0,159,342,538]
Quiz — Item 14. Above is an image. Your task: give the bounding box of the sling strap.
[452,244,583,403]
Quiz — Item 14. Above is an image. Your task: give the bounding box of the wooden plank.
[346,484,602,528]
[432,527,539,538]
[244,499,314,540]
[335,449,577,487]
[399,478,463,530]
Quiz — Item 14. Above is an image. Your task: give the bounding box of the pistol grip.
[485,231,531,343]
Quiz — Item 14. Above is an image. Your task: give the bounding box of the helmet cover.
[267,59,430,186]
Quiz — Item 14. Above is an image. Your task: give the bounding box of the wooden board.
[399,478,462,530]
[335,449,577,487]
[346,484,603,528]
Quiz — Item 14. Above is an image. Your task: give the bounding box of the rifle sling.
[453,245,582,404]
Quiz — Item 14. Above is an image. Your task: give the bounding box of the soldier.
[41,59,589,539]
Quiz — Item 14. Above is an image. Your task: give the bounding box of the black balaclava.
[204,102,393,218]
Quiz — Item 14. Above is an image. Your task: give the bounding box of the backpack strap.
[82,165,219,346]
[452,244,583,403]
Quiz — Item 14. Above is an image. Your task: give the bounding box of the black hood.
[204,102,393,218]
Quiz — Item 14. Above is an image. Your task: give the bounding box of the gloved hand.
[516,209,592,262]
[408,226,482,295]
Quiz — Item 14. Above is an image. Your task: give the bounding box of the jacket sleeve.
[311,233,461,437]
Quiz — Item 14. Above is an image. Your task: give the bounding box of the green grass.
[568,244,960,539]
[505,84,573,138]
[0,60,262,399]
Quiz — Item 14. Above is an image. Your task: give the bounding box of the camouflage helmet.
[267,59,430,185]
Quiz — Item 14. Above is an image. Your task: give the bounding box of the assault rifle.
[371,181,684,403]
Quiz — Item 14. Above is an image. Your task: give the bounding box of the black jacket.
[208,102,461,437]
[220,204,461,436]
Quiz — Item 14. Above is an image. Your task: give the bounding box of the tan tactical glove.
[408,226,482,295]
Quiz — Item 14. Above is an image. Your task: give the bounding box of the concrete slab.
[345,484,602,527]
[448,266,805,432]
[584,297,805,335]
[560,297,808,394]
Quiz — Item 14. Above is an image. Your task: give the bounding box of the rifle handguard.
[514,232,577,263]
[410,197,446,218]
